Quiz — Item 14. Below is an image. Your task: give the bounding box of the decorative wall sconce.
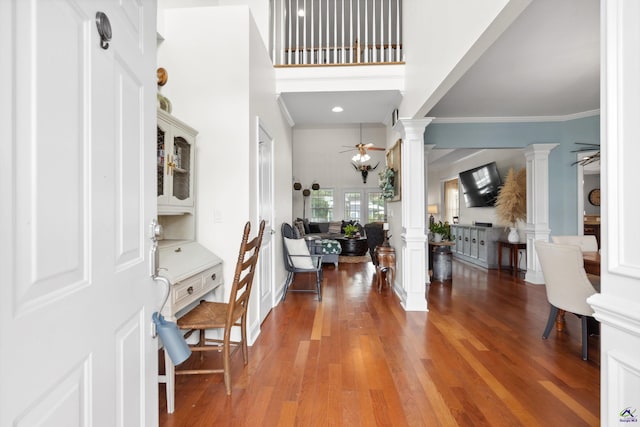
[352,162,379,183]
[293,182,320,218]
[427,204,439,224]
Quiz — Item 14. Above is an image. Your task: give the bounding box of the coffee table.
[336,237,368,256]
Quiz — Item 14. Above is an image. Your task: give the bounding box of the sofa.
[294,219,364,239]
[291,219,365,266]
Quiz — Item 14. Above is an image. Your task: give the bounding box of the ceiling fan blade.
[367,147,385,151]
[339,148,356,153]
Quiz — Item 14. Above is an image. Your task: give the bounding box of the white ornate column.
[523,143,558,284]
[393,118,433,311]
[588,2,640,423]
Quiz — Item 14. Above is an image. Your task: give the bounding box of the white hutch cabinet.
[155,109,222,414]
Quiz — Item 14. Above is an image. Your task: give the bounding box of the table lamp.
[382,222,390,246]
[428,204,439,224]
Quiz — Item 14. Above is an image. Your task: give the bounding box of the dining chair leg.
[199,329,205,361]
[316,270,322,301]
[542,305,558,339]
[581,316,589,361]
[223,330,232,395]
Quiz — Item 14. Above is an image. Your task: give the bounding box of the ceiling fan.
[340,124,385,163]
[571,142,600,166]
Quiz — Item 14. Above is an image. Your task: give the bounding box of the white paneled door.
[0,1,158,425]
[258,119,275,325]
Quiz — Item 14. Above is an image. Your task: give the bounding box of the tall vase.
[507,227,519,243]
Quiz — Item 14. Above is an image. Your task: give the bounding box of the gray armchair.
[363,222,385,266]
[281,223,323,301]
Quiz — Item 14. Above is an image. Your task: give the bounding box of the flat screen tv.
[459,162,502,208]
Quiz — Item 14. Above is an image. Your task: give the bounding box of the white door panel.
[258,119,275,325]
[0,1,157,425]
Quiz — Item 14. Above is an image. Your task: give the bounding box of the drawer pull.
[472,238,476,243]
[174,247,182,253]
[480,240,485,245]
[211,273,217,281]
[465,237,469,242]
[187,286,194,295]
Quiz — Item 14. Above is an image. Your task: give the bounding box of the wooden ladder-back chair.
[176,220,265,395]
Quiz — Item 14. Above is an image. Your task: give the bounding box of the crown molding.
[277,95,295,127]
[431,109,600,124]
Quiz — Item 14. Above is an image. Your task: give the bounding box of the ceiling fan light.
[332,106,343,113]
[351,153,371,163]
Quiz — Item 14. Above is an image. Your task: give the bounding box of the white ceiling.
[279,90,402,125]
[280,0,600,126]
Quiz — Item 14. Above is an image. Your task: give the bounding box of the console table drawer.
[172,275,204,312]
[172,264,223,313]
[203,264,223,294]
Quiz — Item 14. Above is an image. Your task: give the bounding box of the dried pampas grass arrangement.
[495,168,527,225]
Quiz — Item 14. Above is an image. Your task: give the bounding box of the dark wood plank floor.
[159,259,599,426]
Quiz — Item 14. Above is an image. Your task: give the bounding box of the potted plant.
[343,224,359,238]
[429,221,449,242]
[378,167,395,200]
[495,167,527,243]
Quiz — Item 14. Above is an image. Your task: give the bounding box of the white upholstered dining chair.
[551,235,598,252]
[534,240,600,360]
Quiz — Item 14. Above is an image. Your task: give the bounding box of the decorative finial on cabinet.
[157,67,172,113]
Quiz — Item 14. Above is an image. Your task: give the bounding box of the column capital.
[393,118,434,141]
[524,143,559,157]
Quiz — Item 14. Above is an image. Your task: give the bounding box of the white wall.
[158,0,270,50]
[292,124,387,221]
[427,148,525,228]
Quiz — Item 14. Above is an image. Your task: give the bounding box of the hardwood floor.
[159,259,600,426]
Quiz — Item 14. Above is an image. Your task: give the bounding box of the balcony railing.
[271,0,403,66]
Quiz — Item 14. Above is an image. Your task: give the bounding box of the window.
[367,192,385,222]
[343,190,385,223]
[344,192,361,222]
[444,178,459,223]
[310,189,333,222]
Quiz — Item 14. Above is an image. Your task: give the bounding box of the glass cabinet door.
[171,136,191,201]
[157,109,197,214]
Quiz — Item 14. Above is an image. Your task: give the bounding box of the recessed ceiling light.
[332,106,343,113]
[298,9,305,17]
